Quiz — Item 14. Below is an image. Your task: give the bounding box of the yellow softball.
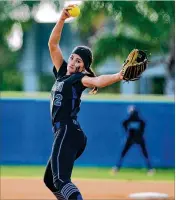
[68,5,80,17]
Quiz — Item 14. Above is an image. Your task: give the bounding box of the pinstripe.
[61,183,73,195]
[65,185,77,197]
[57,125,67,182]
[62,185,77,197]
[54,191,65,200]
[61,182,79,199]
[51,131,61,182]
[66,189,79,199]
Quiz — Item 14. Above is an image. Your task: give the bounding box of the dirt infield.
[1,178,174,200]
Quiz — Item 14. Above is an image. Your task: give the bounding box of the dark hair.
[85,67,98,94]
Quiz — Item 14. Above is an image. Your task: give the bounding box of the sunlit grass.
[1,166,174,181]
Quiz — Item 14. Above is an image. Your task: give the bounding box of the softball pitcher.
[43,5,124,200]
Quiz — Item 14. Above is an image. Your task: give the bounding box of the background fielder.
[112,105,155,175]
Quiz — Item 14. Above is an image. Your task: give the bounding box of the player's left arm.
[82,71,123,88]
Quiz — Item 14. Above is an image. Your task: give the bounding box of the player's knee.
[54,179,65,191]
[43,174,54,191]
[43,174,50,188]
[43,172,47,184]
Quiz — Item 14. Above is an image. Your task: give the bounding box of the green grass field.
[1,166,174,181]
[1,91,174,102]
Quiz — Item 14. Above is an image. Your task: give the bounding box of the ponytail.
[86,67,98,94]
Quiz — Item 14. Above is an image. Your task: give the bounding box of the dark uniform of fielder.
[44,47,93,200]
[113,106,153,173]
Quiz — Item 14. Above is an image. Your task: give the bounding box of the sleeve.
[68,72,87,91]
[77,73,87,91]
[77,73,93,91]
[53,60,67,79]
[71,73,94,91]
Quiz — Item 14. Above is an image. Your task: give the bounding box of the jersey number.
[50,82,64,113]
[54,94,63,106]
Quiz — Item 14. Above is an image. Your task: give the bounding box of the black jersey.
[123,111,145,138]
[50,60,86,124]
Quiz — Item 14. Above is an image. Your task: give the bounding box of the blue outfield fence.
[0,98,175,167]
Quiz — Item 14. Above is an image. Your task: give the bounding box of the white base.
[129,192,169,199]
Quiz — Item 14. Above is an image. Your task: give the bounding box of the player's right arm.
[48,6,72,71]
[82,72,123,88]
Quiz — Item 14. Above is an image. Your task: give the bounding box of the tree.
[77,1,174,67]
[76,1,174,94]
[0,1,60,91]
